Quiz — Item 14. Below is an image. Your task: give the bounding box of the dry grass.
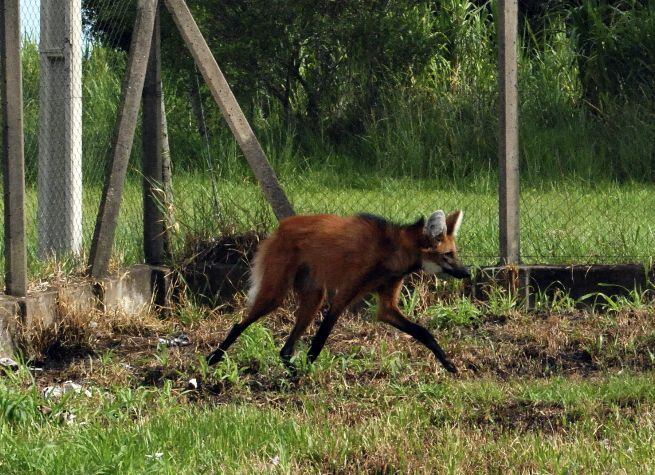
[10,280,654,402]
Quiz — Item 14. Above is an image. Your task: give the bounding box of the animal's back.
[255,214,394,293]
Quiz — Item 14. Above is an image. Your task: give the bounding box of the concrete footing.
[472,264,650,307]
[0,299,20,358]
[0,264,172,357]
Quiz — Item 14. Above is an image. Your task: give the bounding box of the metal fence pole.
[1,0,28,297]
[142,4,168,265]
[88,0,158,278]
[498,0,520,265]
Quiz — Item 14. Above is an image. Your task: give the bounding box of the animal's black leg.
[379,308,458,373]
[207,323,246,365]
[206,298,280,366]
[306,309,341,363]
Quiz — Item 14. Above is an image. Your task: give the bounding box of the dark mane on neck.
[357,213,420,231]
[356,213,391,228]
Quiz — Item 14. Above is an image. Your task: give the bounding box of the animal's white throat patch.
[421,261,443,274]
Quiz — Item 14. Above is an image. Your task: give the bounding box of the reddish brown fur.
[207,211,468,373]
[256,215,417,297]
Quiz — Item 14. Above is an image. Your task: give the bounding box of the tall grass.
[16,2,654,186]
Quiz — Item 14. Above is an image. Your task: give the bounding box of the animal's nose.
[459,266,472,279]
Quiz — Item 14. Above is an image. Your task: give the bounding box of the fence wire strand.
[2,0,654,288]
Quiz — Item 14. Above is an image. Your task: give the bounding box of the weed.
[533,286,578,313]
[211,356,240,386]
[426,296,482,329]
[582,285,654,314]
[483,285,519,317]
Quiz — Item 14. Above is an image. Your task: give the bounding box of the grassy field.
[2,281,655,473]
[2,171,654,286]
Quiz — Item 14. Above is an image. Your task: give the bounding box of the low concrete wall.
[472,264,649,307]
[0,299,20,358]
[0,265,171,357]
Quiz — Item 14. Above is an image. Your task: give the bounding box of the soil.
[22,302,655,401]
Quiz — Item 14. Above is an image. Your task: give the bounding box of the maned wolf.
[207,210,469,373]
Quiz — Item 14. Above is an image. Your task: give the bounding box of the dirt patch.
[456,398,641,435]
[454,309,655,378]
[9,287,655,402]
[472,400,581,434]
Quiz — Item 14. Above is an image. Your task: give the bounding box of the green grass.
[2,359,655,472]
[9,366,655,473]
[2,171,653,284]
[2,273,655,473]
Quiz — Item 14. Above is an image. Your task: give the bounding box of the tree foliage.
[81,0,654,131]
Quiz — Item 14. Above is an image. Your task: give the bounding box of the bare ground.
[17,294,655,400]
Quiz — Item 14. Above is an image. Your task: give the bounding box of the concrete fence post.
[498,0,520,265]
[1,0,28,297]
[37,0,83,258]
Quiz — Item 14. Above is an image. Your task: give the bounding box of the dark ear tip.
[411,216,425,228]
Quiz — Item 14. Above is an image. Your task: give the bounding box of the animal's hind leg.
[206,291,285,366]
[280,285,325,368]
[306,285,368,363]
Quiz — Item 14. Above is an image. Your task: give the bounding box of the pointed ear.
[425,210,447,242]
[446,210,464,236]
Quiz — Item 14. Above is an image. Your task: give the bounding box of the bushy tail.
[246,240,268,307]
[246,232,297,309]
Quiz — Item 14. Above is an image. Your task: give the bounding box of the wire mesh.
[2,0,654,289]
[515,0,655,265]
[171,1,655,268]
[8,0,142,284]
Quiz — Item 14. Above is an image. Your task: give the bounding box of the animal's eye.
[443,251,454,258]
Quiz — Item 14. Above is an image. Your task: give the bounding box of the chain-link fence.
[2,0,654,291]
[2,0,142,285]
[167,1,655,268]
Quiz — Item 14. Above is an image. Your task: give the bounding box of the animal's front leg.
[377,307,458,373]
[376,280,458,373]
